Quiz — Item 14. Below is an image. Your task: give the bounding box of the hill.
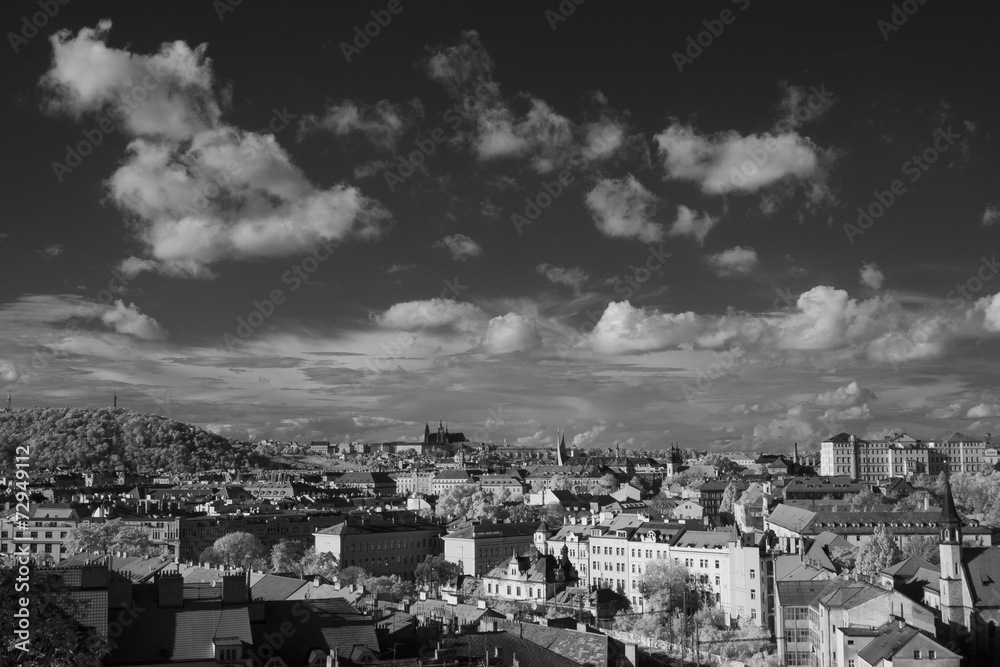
[0,406,267,473]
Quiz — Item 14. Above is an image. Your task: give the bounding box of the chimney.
[924,495,930,511]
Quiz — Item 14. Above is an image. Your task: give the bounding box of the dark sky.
[2,1,999,451]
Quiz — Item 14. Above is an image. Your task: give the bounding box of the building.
[765,504,993,554]
[820,432,987,481]
[0,502,81,562]
[314,515,445,578]
[335,471,397,496]
[442,520,540,576]
[181,511,344,560]
[481,546,577,602]
[432,469,474,496]
[392,471,435,496]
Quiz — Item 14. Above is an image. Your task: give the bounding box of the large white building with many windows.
[820,432,987,481]
[533,514,765,624]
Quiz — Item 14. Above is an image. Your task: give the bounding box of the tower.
[939,473,970,637]
[113,392,117,408]
[556,429,567,467]
[424,423,431,444]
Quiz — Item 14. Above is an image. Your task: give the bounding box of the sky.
[1,1,999,452]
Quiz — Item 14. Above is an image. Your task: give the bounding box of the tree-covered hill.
[0,406,267,473]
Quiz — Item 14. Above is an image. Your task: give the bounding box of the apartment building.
[442,520,540,576]
[820,432,986,481]
[314,515,445,578]
[535,515,764,623]
[181,510,344,560]
[392,471,435,496]
[0,502,81,562]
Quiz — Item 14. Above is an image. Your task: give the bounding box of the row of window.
[347,538,434,552]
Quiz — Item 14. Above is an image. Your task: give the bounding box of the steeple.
[113,392,117,409]
[5,392,9,411]
[940,473,962,544]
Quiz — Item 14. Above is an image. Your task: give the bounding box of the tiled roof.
[447,632,582,667]
[249,572,309,601]
[963,547,1000,607]
[445,521,540,540]
[776,580,829,606]
[254,599,379,665]
[766,504,817,532]
[506,621,615,667]
[857,622,919,664]
[105,605,253,663]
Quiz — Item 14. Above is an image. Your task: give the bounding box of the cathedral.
[423,420,467,446]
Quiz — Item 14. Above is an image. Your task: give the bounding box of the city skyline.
[2,2,1000,449]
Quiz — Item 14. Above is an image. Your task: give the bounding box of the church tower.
[939,474,971,638]
[556,429,568,466]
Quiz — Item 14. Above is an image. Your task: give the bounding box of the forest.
[0,406,267,473]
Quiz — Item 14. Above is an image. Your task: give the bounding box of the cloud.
[41,21,220,141]
[976,293,1000,332]
[859,262,884,290]
[299,100,406,151]
[514,430,552,447]
[352,415,419,429]
[666,206,718,246]
[482,313,543,354]
[707,246,758,277]
[814,381,876,408]
[375,298,487,333]
[775,82,834,131]
[424,31,624,172]
[584,176,663,243]
[654,123,828,196]
[42,22,387,279]
[37,244,65,260]
[100,300,169,340]
[967,403,1000,418]
[572,421,607,448]
[536,264,589,292]
[587,301,699,354]
[928,404,963,419]
[984,204,1000,227]
[434,234,482,261]
[480,198,502,218]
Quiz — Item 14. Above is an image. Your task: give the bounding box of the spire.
[5,392,9,411]
[940,473,962,544]
[113,392,117,408]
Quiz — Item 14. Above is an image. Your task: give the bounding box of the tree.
[855,525,903,581]
[210,532,267,570]
[112,523,161,558]
[902,536,941,566]
[301,547,339,580]
[548,474,574,492]
[719,482,741,525]
[415,554,460,587]
[337,565,368,587]
[64,520,119,555]
[636,559,705,614]
[844,489,887,512]
[0,565,112,666]
[436,484,498,521]
[597,473,620,494]
[199,546,221,565]
[505,504,542,522]
[828,544,857,575]
[270,539,308,575]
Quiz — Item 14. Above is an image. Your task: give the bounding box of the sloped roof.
[776,580,829,606]
[254,599,379,664]
[506,622,615,667]
[766,504,817,533]
[963,547,1000,607]
[446,632,581,667]
[249,573,309,601]
[857,623,920,665]
[105,606,253,663]
[882,556,937,579]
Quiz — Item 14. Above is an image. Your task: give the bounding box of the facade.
[0,503,81,562]
[442,520,540,576]
[432,469,474,496]
[335,471,397,496]
[481,546,576,602]
[181,511,343,560]
[392,471,435,496]
[820,432,986,481]
[314,515,445,578]
[534,515,764,623]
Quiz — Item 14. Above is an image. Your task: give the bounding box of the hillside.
[0,406,267,473]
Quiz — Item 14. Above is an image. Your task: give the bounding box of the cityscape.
[2,1,1000,666]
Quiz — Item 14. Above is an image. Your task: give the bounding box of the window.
[715,560,720,568]
[849,661,855,667]
[929,651,936,659]
[913,651,921,659]
[750,569,756,579]
[750,589,756,600]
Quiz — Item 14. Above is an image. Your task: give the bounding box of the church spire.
[940,473,962,544]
